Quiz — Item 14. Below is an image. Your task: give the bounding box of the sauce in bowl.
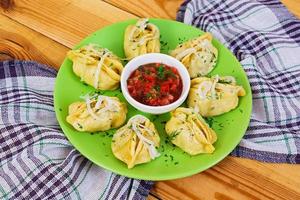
[127,63,183,106]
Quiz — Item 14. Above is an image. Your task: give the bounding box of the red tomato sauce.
[127,63,183,106]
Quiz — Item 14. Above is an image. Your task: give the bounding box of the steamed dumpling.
[112,115,160,169]
[124,18,160,59]
[188,75,246,117]
[170,33,218,78]
[66,94,127,132]
[165,107,217,155]
[67,44,123,90]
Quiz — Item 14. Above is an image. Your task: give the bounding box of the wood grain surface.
[0,0,136,48]
[0,14,68,68]
[1,0,300,199]
[281,0,300,18]
[104,0,182,19]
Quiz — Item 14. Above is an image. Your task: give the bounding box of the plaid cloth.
[0,60,153,199]
[177,0,300,163]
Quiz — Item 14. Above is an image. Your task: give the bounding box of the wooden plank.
[104,0,183,19]
[0,14,68,68]
[151,157,300,200]
[0,0,137,48]
[281,0,300,18]
[147,194,160,200]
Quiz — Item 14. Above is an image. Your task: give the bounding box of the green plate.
[54,18,252,181]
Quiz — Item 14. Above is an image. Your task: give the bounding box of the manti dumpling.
[170,33,218,78]
[67,44,123,90]
[188,75,246,117]
[112,115,160,169]
[124,18,160,59]
[66,94,127,132]
[165,107,217,155]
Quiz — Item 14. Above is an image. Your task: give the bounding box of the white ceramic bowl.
[121,53,190,114]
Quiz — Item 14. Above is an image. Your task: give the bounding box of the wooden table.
[1,0,300,199]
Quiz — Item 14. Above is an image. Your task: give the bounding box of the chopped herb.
[104,131,112,137]
[165,69,175,78]
[146,93,152,99]
[170,155,174,161]
[95,90,105,95]
[154,85,160,91]
[59,108,62,112]
[157,64,165,79]
[160,41,168,46]
[210,54,216,63]
[77,123,83,129]
[168,130,181,141]
[205,117,214,127]
[83,82,88,86]
[160,121,167,125]
[239,108,243,113]
[174,162,179,165]
[105,154,109,157]
[218,80,232,84]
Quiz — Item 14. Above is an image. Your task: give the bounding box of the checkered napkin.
[178,0,300,163]
[0,60,153,199]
